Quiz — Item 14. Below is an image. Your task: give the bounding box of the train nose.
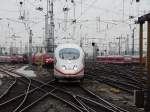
[61,65,78,70]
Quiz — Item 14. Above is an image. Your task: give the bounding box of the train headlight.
[45,59,50,63]
[73,65,78,70]
[62,65,66,70]
[62,67,66,70]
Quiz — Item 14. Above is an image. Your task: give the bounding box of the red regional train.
[0,55,25,63]
[32,53,54,67]
[96,55,146,64]
[0,53,54,67]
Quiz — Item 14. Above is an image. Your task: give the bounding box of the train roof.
[55,44,82,51]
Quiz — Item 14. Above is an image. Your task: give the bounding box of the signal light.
[19,1,23,5]
[92,42,95,46]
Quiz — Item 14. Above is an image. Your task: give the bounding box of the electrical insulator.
[72,19,76,23]
[92,42,95,46]
[71,0,74,3]
[129,16,134,19]
[36,7,43,11]
[19,1,23,5]
[63,7,69,12]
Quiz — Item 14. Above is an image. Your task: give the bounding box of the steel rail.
[48,83,129,112]
[19,79,87,112]
[76,95,116,112]
[47,83,116,112]
[79,86,129,112]
[0,64,132,112]
[85,75,133,94]
[0,77,16,99]
[0,68,85,112]
[0,67,32,112]
[0,69,30,103]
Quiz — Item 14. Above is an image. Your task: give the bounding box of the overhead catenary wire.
[76,0,98,20]
[25,0,46,15]
[76,0,129,17]
[1,0,149,52]
[4,1,132,39]
[75,0,145,21]
[63,0,137,35]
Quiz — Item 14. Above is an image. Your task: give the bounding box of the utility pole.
[29,30,33,66]
[0,45,2,56]
[125,34,129,55]
[80,37,83,48]
[109,42,112,55]
[122,0,125,22]
[132,28,135,55]
[81,0,82,15]
[96,17,100,32]
[119,37,121,55]
[10,42,13,56]
[63,5,69,32]
[45,0,48,52]
[116,36,121,55]
[72,0,76,40]
[50,0,54,52]
[45,0,54,53]
[20,40,22,55]
[72,0,75,23]
[117,35,126,55]
[45,14,48,52]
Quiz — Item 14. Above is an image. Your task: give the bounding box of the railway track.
[85,62,147,94]
[0,65,130,112]
[105,64,146,88]
[85,75,140,94]
[49,82,129,112]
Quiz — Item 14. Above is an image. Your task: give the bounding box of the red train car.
[0,56,11,63]
[131,56,146,64]
[97,55,146,64]
[32,53,54,66]
[124,56,132,64]
[96,56,124,64]
[10,55,24,63]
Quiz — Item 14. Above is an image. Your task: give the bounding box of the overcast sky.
[0,0,149,51]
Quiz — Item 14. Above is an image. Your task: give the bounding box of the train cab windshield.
[59,48,80,60]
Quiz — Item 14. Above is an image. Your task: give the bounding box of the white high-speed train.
[54,44,84,81]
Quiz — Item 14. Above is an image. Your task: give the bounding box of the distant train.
[32,53,54,66]
[0,55,25,63]
[96,55,146,64]
[0,53,54,66]
[54,44,85,81]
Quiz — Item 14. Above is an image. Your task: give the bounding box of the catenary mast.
[45,0,54,53]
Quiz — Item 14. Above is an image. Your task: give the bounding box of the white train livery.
[54,44,84,80]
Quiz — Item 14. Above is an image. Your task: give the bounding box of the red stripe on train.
[54,67,84,75]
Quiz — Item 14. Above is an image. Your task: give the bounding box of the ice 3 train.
[54,44,85,81]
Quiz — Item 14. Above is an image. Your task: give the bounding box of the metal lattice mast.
[72,0,76,40]
[50,0,54,52]
[45,0,54,53]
